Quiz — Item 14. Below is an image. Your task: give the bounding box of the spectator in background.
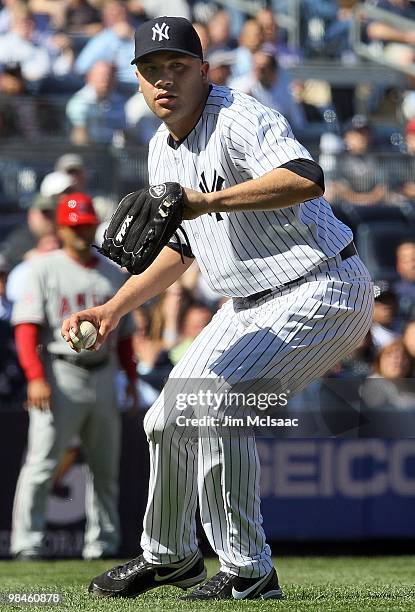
[54,153,110,208]
[373,339,413,379]
[371,283,401,350]
[3,1,82,92]
[28,0,67,31]
[58,0,102,36]
[169,303,213,365]
[0,62,41,140]
[365,0,415,65]
[394,241,415,322]
[230,48,305,129]
[54,152,117,224]
[75,1,136,93]
[47,31,76,78]
[402,320,415,372]
[192,21,210,56]
[330,115,387,205]
[132,283,195,390]
[231,18,264,79]
[324,1,356,61]
[256,8,298,67]
[132,306,170,387]
[361,339,414,414]
[150,283,194,351]
[0,5,51,82]
[0,0,24,33]
[291,79,328,123]
[207,10,234,52]
[39,171,74,199]
[0,193,59,268]
[256,8,278,48]
[207,48,234,86]
[6,233,60,303]
[34,31,83,95]
[54,153,88,191]
[67,61,127,145]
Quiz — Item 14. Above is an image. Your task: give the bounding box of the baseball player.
[62,17,374,600]
[11,193,137,560]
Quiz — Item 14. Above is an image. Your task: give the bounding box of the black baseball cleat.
[88,549,206,598]
[180,567,284,600]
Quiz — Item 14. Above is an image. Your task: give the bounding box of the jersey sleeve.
[11,261,45,326]
[167,229,195,259]
[224,103,313,179]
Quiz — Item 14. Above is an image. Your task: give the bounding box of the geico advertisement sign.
[258,440,415,498]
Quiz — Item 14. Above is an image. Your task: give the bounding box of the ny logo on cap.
[152,22,169,42]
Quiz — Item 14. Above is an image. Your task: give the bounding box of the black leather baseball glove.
[97,182,191,274]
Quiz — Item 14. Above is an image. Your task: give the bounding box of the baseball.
[69,321,98,350]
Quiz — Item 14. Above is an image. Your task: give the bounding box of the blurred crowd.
[1,0,415,413]
[0,0,414,143]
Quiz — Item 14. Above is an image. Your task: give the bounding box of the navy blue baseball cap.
[131,16,203,65]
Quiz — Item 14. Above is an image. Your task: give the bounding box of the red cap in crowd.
[56,192,99,226]
[405,119,415,135]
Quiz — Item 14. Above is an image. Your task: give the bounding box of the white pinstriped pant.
[141,254,374,578]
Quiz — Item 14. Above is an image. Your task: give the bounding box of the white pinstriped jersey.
[148,84,353,297]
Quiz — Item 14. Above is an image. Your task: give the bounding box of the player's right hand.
[27,378,52,411]
[61,305,120,351]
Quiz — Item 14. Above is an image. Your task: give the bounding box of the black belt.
[245,242,358,302]
[52,354,110,370]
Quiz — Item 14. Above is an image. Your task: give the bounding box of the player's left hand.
[183,188,211,220]
[124,379,139,418]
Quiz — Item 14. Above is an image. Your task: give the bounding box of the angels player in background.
[62,18,373,600]
[11,193,137,560]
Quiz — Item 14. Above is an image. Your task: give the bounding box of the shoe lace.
[108,555,147,579]
[192,571,232,595]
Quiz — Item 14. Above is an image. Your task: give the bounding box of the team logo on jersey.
[67,199,77,208]
[149,184,167,198]
[199,170,225,221]
[116,214,133,242]
[152,22,170,42]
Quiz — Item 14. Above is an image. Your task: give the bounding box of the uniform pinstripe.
[140,84,374,577]
[149,86,353,296]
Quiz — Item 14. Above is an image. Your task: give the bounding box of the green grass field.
[1,556,414,612]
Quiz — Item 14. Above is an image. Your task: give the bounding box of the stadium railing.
[352,2,415,78]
